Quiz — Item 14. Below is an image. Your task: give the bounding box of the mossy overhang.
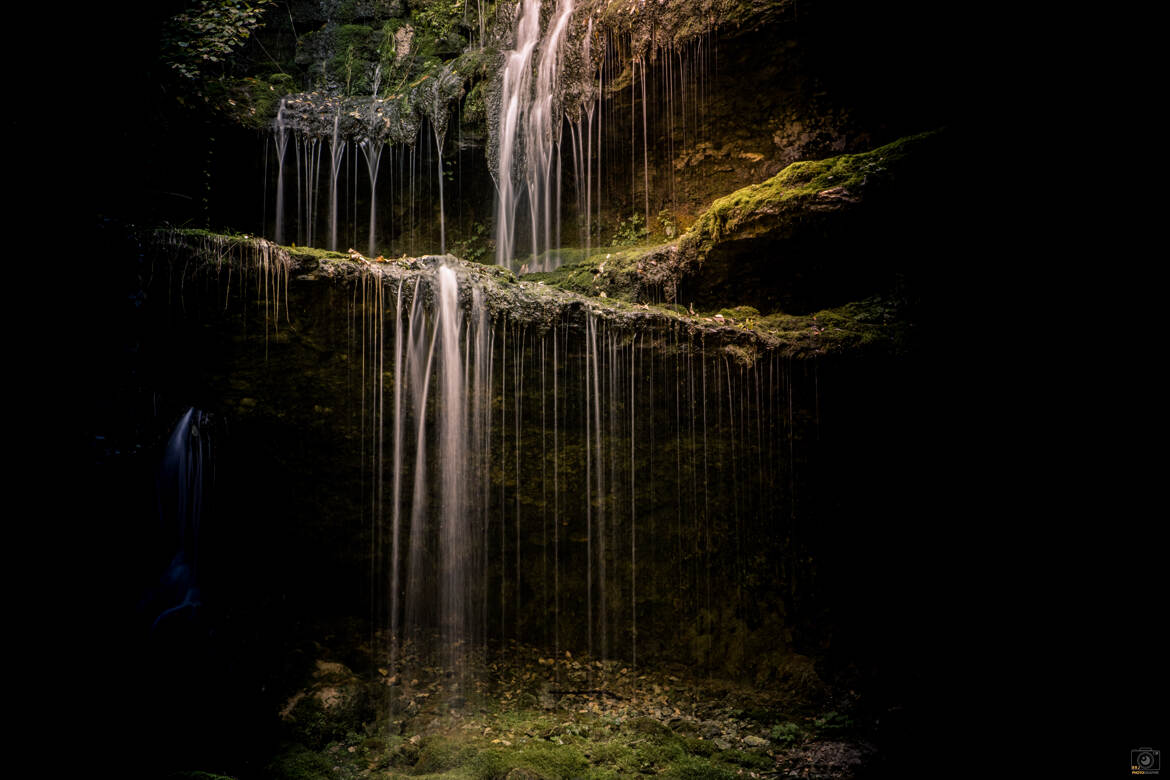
[148,228,910,361]
[664,130,950,314]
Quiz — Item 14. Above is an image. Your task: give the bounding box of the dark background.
[54,2,1049,777]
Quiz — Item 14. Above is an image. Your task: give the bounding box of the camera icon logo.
[1132,747,1161,775]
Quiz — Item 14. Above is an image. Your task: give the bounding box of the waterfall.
[525,0,574,270]
[640,57,650,229]
[436,265,467,671]
[301,135,322,247]
[494,0,575,272]
[147,407,213,632]
[259,4,721,263]
[582,19,595,260]
[428,65,459,256]
[435,124,447,255]
[329,113,345,251]
[150,237,827,685]
[343,261,495,678]
[274,99,289,245]
[360,138,384,257]
[494,0,540,270]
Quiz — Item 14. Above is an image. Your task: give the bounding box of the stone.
[700,720,723,739]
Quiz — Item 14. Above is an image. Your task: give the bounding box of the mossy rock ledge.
[147,226,909,361]
[637,130,950,314]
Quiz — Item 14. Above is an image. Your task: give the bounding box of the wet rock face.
[138,227,897,677]
[155,0,947,248]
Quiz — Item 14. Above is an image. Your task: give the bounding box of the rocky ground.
[258,637,877,779]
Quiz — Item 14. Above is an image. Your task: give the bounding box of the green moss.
[461,79,488,125]
[284,245,351,263]
[153,227,906,360]
[683,131,935,254]
[626,716,672,737]
[742,296,899,357]
[462,741,595,780]
[769,721,803,747]
[335,24,376,49]
[514,742,593,778]
[721,749,774,769]
[267,745,334,780]
[519,247,587,274]
[661,754,739,780]
[326,24,376,92]
[522,243,663,301]
[636,735,687,766]
[467,747,513,778]
[262,717,785,780]
[717,305,760,323]
[814,710,855,735]
[588,740,639,773]
[414,736,476,774]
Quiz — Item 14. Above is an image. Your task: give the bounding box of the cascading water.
[160,0,820,699]
[345,259,496,685]
[493,0,540,271]
[426,65,460,256]
[274,99,289,245]
[524,0,574,271]
[257,2,725,274]
[117,2,952,771]
[145,233,864,717]
[436,265,468,670]
[329,112,345,251]
[494,0,575,272]
[360,138,384,257]
[145,406,213,632]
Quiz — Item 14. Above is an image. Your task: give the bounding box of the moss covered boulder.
[280,659,381,749]
[645,131,950,314]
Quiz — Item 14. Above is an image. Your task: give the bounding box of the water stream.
[261,258,815,680]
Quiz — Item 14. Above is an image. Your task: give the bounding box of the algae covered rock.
[654,131,949,313]
[148,226,910,359]
[280,658,379,748]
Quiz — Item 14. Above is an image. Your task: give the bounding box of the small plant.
[658,209,677,238]
[768,722,803,747]
[162,0,274,83]
[457,221,491,264]
[343,44,356,96]
[412,0,465,41]
[612,213,648,246]
[813,711,854,734]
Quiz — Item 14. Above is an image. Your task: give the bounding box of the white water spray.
[494,0,575,272]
